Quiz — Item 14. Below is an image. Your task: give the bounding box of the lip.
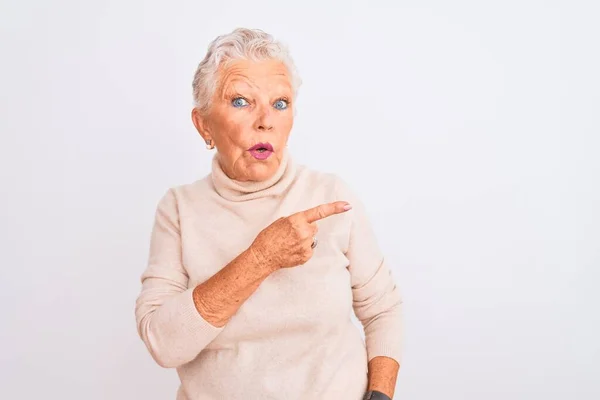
[248,142,274,160]
[248,142,274,152]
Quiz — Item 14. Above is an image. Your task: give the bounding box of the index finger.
[300,201,352,223]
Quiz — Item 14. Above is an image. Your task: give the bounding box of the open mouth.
[248,142,274,159]
[248,143,274,152]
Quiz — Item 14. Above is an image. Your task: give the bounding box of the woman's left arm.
[336,177,403,399]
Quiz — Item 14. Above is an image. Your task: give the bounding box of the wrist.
[246,244,278,274]
[363,390,392,400]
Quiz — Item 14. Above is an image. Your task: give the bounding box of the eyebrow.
[219,79,252,98]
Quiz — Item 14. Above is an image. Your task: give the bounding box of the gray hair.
[192,28,302,113]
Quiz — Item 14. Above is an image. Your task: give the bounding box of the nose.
[253,105,274,132]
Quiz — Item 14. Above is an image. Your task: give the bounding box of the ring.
[311,237,318,249]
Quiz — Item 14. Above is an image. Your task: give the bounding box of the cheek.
[276,113,294,137]
[213,111,252,146]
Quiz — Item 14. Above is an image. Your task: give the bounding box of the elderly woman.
[135,28,403,400]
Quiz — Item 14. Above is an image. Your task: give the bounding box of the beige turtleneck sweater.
[135,150,403,400]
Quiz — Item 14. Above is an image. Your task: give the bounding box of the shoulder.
[171,176,213,200]
[153,175,213,214]
[294,163,355,201]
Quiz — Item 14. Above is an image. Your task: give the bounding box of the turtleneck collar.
[210,148,297,202]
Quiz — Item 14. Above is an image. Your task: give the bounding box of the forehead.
[217,59,292,93]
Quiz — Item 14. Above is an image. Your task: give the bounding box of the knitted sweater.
[135,149,403,400]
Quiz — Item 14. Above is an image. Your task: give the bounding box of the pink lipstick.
[248,142,274,160]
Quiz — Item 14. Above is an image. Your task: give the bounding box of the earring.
[205,139,214,150]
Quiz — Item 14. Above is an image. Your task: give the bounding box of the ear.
[191,107,212,143]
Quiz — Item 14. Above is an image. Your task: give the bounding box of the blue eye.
[274,99,288,110]
[232,97,249,108]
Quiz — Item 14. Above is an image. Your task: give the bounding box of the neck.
[210,149,297,202]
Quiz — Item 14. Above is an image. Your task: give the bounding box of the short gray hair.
[192,28,302,113]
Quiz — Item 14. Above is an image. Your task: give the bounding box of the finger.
[300,201,352,223]
[310,223,319,236]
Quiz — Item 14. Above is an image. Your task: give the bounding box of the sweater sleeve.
[336,178,404,364]
[135,188,224,368]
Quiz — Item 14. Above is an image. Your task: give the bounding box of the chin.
[246,159,279,181]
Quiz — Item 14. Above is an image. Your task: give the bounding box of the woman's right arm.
[135,188,349,368]
[135,189,274,369]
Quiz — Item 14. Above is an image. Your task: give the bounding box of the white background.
[1,0,599,399]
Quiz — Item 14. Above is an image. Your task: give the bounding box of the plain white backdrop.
[1,0,599,399]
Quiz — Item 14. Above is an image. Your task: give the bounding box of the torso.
[171,165,368,400]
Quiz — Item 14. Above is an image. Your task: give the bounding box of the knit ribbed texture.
[135,150,403,400]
